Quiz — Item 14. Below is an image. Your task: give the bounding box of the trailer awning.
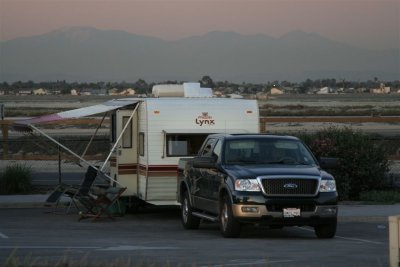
[13,99,140,132]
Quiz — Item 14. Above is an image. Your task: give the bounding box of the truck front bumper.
[231,192,338,225]
[232,204,337,218]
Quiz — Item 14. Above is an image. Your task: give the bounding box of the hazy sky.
[0,0,399,50]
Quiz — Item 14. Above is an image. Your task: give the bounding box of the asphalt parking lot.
[0,205,399,267]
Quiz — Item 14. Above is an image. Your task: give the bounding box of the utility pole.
[0,103,4,120]
[0,103,8,159]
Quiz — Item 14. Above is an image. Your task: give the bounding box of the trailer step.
[192,212,218,222]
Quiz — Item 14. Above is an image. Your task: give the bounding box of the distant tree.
[280,81,289,87]
[302,78,313,89]
[321,78,336,88]
[199,75,214,88]
[0,82,9,89]
[25,80,35,88]
[296,85,308,94]
[161,80,178,84]
[271,80,280,88]
[134,79,150,94]
[12,81,23,90]
[61,88,70,95]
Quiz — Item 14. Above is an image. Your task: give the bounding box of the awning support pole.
[28,124,121,186]
[80,112,107,159]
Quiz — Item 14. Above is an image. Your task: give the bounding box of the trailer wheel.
[181,191,200,229]
[219,195,241,238]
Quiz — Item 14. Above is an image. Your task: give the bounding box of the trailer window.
[139,132,145,156]
[122,116,132,148]
[166,134,208,157]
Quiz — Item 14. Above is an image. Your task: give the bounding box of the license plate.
[283,208,301,218]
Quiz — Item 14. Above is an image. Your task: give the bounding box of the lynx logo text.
[196,112,215,126]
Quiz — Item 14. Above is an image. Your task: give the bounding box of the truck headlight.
[319,180,336,192]
[235,179,261,192]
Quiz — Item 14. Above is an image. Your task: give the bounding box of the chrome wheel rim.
[182,198,189,223]
[221,203,228,231]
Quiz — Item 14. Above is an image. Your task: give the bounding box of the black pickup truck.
[177,134,338,238]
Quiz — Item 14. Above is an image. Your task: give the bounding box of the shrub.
[0,164,33,194]
[359,190,400,204]
[299,126,389,200]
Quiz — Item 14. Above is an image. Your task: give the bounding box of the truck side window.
[212,140,222,160]
[201,138,216,157]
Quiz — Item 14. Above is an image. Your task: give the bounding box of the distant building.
[317,87,336,94]
[371,87,390,94]
[270,88,283,95]
[354,87,367,93]
[372,83,391,94]
[214,91,223,97]
[71,89,79,96]
[317,87,329,94]
[33,88,48,95]
[256,92,268,100]
[136,94,148,98]
[120,88,135,96]
[92,89,107,95]
[227,93,243,99]
[17,90,32,95]
[80,90,92,96]
[108,88,120,95]
[282,86,295,94]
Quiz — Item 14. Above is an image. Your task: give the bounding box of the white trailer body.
[109,98,259,205]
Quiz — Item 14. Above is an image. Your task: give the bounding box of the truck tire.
[314,219,337,238]
[220,195,241,238]
[181,191,200,230]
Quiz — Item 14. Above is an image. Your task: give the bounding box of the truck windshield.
[223,138,317,165]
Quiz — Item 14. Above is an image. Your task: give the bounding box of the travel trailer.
[14,83,260,206]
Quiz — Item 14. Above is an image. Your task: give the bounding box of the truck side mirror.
[319,157,338,170]
[193,156,217,169]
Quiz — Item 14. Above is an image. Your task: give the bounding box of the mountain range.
[0,26,398,82]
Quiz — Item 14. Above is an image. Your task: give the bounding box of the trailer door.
[110,107,139,196]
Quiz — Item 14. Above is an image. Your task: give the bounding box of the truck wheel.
[220,195,241,238]
[314,219,337,238]
[181,191,200,230]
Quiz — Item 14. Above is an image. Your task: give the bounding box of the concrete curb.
[0,195,399,224]
[338,216,389,223]
[0,205,391,223]
[0,194,69,209]
[0,203,47,208]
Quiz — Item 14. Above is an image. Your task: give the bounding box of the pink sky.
[0,0,399,50]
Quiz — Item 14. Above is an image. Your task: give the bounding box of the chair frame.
[44,165,99,213]
[78,187,127,221]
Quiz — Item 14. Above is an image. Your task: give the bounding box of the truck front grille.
[260,178,319,196]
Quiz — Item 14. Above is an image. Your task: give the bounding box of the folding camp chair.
[78,186,127,221]
[44,165,98,213]
[44,183,77,212]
